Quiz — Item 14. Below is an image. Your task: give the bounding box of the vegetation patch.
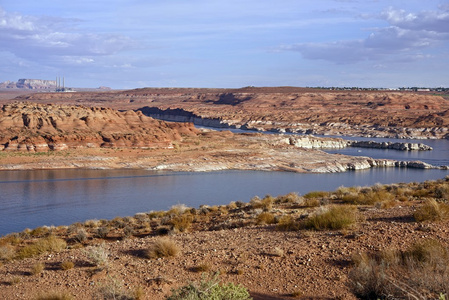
[300,205,358,230]
[349,239,449,299]
[414,199,449,222]
[144,238,180,259]
[166,273,252,300]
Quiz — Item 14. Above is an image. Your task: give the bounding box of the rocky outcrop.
[287,136,350,149]
[0,103,199,151]
[350,141,432,151]
[0,79,56,89]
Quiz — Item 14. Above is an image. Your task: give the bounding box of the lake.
[1,128,449,235]
[0,166,448,236]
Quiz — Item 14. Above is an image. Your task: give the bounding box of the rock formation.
[7,87,449,139]
[0,103,198,151]
[0,79,56,89]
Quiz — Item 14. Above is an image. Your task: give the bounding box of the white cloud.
[0,7,135,66]
[280,6,449,64]
[382,6,449,33]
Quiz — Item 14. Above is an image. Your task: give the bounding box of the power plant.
[55,76,74,92]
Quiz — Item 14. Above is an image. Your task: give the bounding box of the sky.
[1,0,449,89]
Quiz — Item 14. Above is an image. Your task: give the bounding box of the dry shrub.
[0,244,16,261]
[276,215,300,231]
[256,212,276,225]
[341,189,395,206]
[168,204,190,215]
[34,291,73,300]
[60,261,75,270]
[97,276,131,300]
[86,243,109,267]
[169,214,193,232]
[349,239,449,299]
[144,238,180,259]
[250,195,274,211]
[303,191,328,199]
[17,236,67,259]
[30,226,50,237]
[300,205,358,230]
[192,263,212,273]
[303,197,321,207]
[73,228,88,243]
[96,226,110,239]
[31,262,45,275]
[414,199,449,222]
[275,192,301,204]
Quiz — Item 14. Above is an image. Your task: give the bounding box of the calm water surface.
[0,167,448,235]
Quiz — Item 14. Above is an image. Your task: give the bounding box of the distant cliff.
[0,79,56,89]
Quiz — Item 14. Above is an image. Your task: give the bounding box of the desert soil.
[1,200,448,300]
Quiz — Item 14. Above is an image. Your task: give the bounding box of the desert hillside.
[0,103,198,151]
[10,87,449,139]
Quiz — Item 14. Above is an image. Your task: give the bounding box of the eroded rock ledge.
[0,103,198,151]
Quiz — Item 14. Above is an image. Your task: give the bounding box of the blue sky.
[1,0,449,89]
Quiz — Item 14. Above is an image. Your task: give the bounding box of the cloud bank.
[0,7,134,66]
[280,6,449,64]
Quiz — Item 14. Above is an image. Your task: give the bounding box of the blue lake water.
[0,130,448,235]
[0,167,448,236]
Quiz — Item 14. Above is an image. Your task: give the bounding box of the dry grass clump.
[144,237,180,259]
[60,261,75,270]
[256,212,276,225]
[0,244,16,261]
[167,203,190,215]
[303,191,329,200]
[96,276,135,300]
[339,187,395,206]
[34,291,74,300]
[349,239,449,299]
[191,263,212,273]
[300,205,358,230]
[276,215,300,231]
[414,199,449,222]
[250,195,274,211]
[17,236,67,259]
[275,192,301,204]
[168,214,194,232]
[31,262,45,275]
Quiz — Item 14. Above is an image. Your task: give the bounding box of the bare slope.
[0,103,198,151]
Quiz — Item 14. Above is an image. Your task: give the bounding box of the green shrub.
[166,273,252,300]
[300,205,357,230]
